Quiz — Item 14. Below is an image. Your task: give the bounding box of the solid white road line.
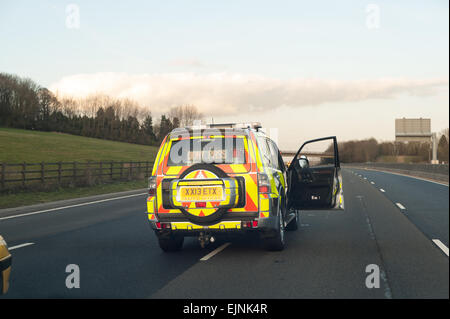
[360,169,449,187]
[396,203,406,210]
[200,242,231,261]
[0,193,147,221]
[9,242,34,251]
[380,189,386,192]
[432,240,449,257]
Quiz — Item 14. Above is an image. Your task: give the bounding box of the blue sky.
[0,0,448,148]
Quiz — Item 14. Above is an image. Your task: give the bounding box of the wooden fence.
[0,161,154,191]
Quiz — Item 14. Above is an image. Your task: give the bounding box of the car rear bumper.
[149,214,279,236]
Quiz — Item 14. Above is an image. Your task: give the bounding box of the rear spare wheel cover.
[177,164,232,225]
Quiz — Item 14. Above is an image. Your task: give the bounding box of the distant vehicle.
[146,122,344,251]
[0,235,12,294]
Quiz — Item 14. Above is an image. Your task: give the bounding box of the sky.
[0,0,448,150]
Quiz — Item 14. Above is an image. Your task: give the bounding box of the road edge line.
[0,193,147,221]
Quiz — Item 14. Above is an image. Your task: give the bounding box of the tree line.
[1,72,448,163]
[334,134,449,164]
[0,72,203,146]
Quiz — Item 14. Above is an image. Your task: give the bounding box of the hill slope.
[0,127,159,163]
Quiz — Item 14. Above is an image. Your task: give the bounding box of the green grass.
[0,179,147,209]
[0,127,156,208]
[0,127,158,163]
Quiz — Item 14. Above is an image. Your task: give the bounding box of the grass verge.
[0,180,147,209]
[0,127,158,163]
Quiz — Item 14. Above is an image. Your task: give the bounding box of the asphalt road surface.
[0,169,448,298]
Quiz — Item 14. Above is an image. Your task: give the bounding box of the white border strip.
[9,242,34,251]
[396,203,406,210]
[432,239,449,257]
[200,242,231,261]
[0,193,147,221]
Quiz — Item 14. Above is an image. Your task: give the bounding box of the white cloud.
[49,72,448,116]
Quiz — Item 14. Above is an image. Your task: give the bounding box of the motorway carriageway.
[0,169,448,298]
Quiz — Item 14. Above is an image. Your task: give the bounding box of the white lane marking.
[380,189,386,192]
[358,169,448,187]
[364,177,367,180]
[370,181,375,185]
[200,242,231,261]
[396,203,406,210]
[0,193,147,221]
[9,242,34,251]
[432,240,449,257]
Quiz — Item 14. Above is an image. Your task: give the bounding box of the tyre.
[263,207,285,251]
[157,233,184,252]
[285,209,299,231]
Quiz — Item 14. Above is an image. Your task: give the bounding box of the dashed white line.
[380,189,386,193]
[200,242,231,261]
[396,203,406,210]
[370,181,375,185]
[364,177,367,180]
[432,240,449,257]
[0,193,147,221]
[9,242,34,251]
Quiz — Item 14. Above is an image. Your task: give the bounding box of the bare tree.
[169,105,203,127]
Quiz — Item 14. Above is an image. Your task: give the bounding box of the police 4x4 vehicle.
[147,122,344,251]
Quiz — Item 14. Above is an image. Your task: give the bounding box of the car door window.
[268,140,282,171]
[287,136,344,210]
[256,136,272,167]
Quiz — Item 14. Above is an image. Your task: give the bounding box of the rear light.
[259,185,269,193]
[148,176,157,196]
[195,202,206,208]
[155,222,171,230]
[258,173,271,194]
[242,220,258,228]
[161,223,171,229]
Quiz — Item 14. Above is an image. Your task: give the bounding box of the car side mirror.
[299,158,309,169]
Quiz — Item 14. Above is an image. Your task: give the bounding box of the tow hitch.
[198,232,215,248]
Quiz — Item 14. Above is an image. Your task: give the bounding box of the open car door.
[287,136,344,210]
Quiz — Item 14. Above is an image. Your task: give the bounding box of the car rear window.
[166,137,247,166]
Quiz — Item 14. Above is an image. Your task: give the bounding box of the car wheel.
[157,233,184,252]
[264,205,285,251]
[285,209,299,231]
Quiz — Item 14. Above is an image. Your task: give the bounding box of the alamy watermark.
[366,4,380,30]
[166,122,280,166]
[365,264,380,289]
[66,4,80,29]
[65,264,80,289]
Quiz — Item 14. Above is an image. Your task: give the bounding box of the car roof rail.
[207,122,262,130]
[169,122,263,135]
